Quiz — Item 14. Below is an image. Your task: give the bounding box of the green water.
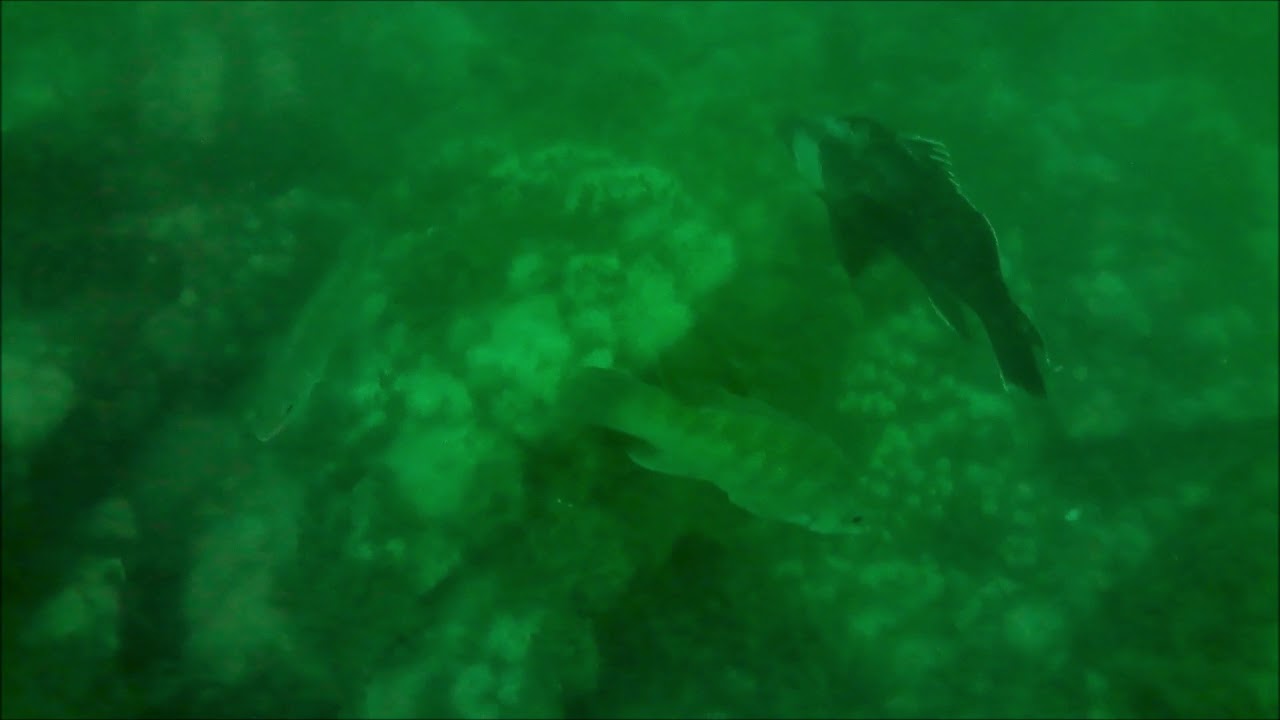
[2,2,1276,718]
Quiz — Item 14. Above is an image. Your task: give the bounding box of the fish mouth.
[776,114,837,154]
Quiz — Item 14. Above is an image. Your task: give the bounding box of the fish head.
[778,114,886,196]
[245,367,322,443]
[810,508,868,535]
[247,395,300,443]
[779,114,913,204]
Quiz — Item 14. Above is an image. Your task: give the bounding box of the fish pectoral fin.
[925,287,975,340]
[827,206,885,281]
[626,442,689,477]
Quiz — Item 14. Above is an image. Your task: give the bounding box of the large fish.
[778,114,1048,396]
[569,366,871,535]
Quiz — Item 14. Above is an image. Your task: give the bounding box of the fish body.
[779,114,1048,396]
[571,366,869,535]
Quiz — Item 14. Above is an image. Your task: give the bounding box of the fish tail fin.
[980,303,1048,398]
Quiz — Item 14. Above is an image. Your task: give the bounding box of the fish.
[568,365,870,535]
[245,233,399,443]
[778,114,1049,397]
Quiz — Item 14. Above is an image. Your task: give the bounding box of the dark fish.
[779,114,1048,397]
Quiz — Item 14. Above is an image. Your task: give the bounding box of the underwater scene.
[2,2,1276,718]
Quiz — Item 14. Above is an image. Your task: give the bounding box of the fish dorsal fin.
[903,134,962,188]
[904,134,952,165]
[702,388,792,425]
[627,441,690,477]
